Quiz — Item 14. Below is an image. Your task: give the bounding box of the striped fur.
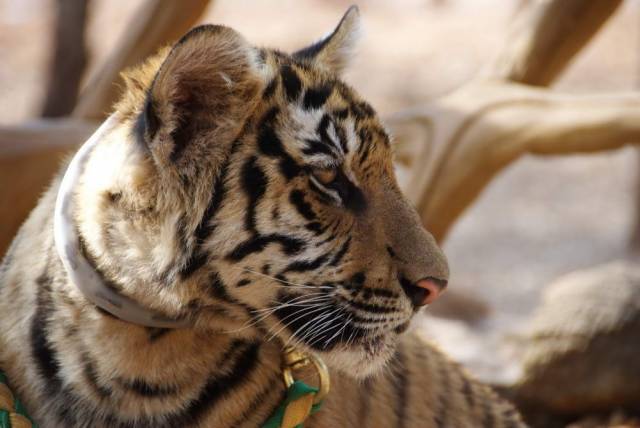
[0,8,525,428]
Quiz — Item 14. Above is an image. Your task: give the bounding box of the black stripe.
[208,272,236,304]
[393,345,409,428]
[231,373,283,427]
[336,82,376,120]
[179,144,234,279]
[278,156,302,181]
[226,234,305,261]
[359,144,372,164]
[328,237,351,266]
[303,85,333,110]
[386,245,396,258]
[241,156,268,232]
[31,259,62,395]
[351,272,366,285]
[334,108,349,120]
[236,279,252,287]
[316,231,338,247]
[346,312,403,325]
[305,221,326,235]
[263,77,278,99]
[358,128,371,155]
[256,107,301,180]
[351,286,398,299]
[282,251,330,274]
[333,169,367,214]
[281,64,302,101]
[350,100,375,120]
[81,352,112,398]
[302,138,335,157]
[147,327,171,342]
[337,296,396,314]
[357,130,370,158]
[165,341,261,426]
[317,114,341,154]
[119,378,178,397]
[269,235,307,255]
[180,251,209,279]
[434,362,451,427]
[206,272,264,334]
[226,236,270,261]
[289,190,316,221]
[194,162,231,243]
[335,122,348,154]
[257,108,284,158]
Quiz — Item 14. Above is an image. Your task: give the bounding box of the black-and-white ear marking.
[293,5,361,75]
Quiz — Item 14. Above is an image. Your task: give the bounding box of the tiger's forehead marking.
[258,52,392,178]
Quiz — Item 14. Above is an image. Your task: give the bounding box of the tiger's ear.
[138,25,263,164]
[293,6,361,75]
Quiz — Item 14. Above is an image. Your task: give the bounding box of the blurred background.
[1,0,639,426]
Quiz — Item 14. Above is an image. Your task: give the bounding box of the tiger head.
[77,6,448,377]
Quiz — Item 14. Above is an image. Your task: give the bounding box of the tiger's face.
[84,7,448,377]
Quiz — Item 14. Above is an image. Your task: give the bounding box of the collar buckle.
[282,346,330,404]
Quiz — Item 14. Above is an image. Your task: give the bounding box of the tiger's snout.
[379,185,450,308]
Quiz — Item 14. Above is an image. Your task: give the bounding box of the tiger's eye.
[313,168,338,186]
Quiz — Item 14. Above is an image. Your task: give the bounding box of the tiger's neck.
[27,230,286,426]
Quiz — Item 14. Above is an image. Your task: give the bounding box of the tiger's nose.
[402,277,447,307]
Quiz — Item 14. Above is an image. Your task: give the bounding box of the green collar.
[262,380,322,428]
[0,371,38,428]
[263,347,330,428]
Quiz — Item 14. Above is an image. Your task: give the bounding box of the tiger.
[0,6,526,428]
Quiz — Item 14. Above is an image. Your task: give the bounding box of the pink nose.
[413,278,447,306]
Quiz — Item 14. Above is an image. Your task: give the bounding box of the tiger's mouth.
[270,289,413,376]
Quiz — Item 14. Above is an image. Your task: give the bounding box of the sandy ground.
[1,0,639,382]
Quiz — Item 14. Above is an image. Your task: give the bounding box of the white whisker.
[286,310,335,348]
[224,294,329,334]
[321,307,350,348]
[266,303,330,342]
[306,307,345,349]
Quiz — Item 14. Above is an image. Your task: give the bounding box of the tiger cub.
[0,6,525,428]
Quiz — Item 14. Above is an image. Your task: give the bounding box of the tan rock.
[514,260,640,415]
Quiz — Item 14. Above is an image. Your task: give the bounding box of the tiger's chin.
[321,334,399,379]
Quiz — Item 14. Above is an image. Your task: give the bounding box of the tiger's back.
[0,7,525,428]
